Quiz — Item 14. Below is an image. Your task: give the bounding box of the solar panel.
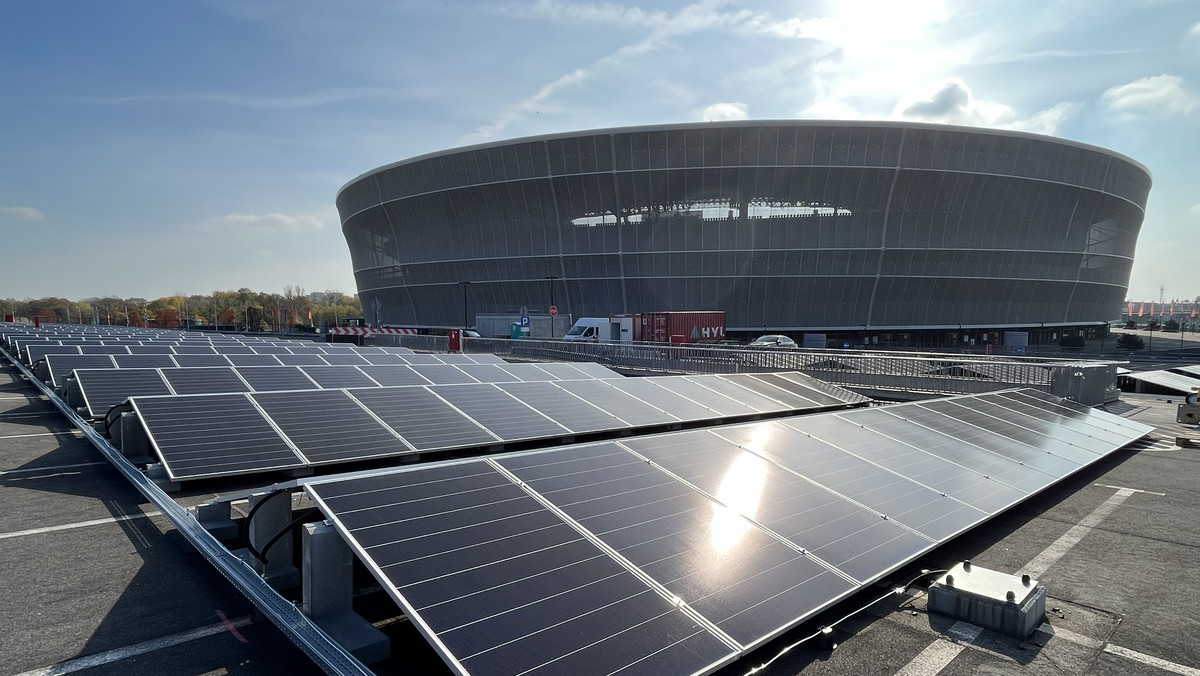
[622,432,933,583]
[985,390,1145,444]
[410,364,479,385]
[171,354,232,367]
[27,344,82,364]
[555,380,681,426]
[711,423,987,541]
[43,354,116,387]
[361,353,410,365]
[235,366,320,392]
[683,375,791,413]
[495,382,627,434]
[433,384,569,441]
[781,413,1029,513]
[132,393,305,481]
[348,387,499,451]
[275,353,328,366]
[127,344,177,354]
[306,464,736,676]
[301,366,380,389]
[78,345,132,355]
[393,353,441,365]
[464,353,506,364]
[431,353,476,364]
[74,368,173,418]
[358,365,431,387]
[718,374,821,409]
[251,345,295,354]
[113,354,178,369]
[606,378,727,421]
[494,362,558,381]
[251,390,410,464]
[162,367,251,395]
[318,353,372,366]
[772,372,870,406]
[173,345,218,354]
[545,362,611,378]
[225,354,284,367]
[497,443,856,646]
[456,364,522,383]
[646,378,762,417]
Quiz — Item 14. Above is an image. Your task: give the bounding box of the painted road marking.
[1103,644,1200,676]
[0,511,162,540]
[0,461,107,476]
[1093,483,1166,495]
[1019,488,1135,579]
[13,615,254,676]
[892,621,982,676]
[0,430,82,440]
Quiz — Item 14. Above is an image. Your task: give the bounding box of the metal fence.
[374,335,1120,404]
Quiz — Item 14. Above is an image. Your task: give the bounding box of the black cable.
[741,568,948,675]
[257,507,321,565]
[241,489,289,560]
[103,402,133,437]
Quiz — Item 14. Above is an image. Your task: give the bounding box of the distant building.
[337,120,1150,343]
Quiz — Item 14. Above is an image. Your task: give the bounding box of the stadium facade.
[337,120,1150,343]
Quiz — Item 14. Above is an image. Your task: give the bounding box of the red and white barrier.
[328,327,420,336]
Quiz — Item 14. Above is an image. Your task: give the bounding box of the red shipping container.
[638,311,726,343]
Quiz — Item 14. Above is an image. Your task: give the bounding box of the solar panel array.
[69,362,623,419]
[127,372,869,481]
[38,350,504,388]
[304,388,1150,676]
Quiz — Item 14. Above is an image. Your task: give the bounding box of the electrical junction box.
[927,561,1046,637]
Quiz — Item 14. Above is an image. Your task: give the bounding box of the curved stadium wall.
[337,121,1151,334]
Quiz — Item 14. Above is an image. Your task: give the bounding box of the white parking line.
[1103,644,1200,676]
[0,461,107,476]
[13,615,254,676]
[0,431,82,440]
[1019,488,1135,579]
[0,511,162,540]
[892,621,982,676]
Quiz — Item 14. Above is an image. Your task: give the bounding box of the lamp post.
[545,276,558,337]
[460,281,472,330]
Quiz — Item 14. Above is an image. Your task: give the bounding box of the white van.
[562,317,608,341]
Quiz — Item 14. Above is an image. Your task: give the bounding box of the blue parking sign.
[520,315,530,327]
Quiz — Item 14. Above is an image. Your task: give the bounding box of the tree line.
[1,286,363,332]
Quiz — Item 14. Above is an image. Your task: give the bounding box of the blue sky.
[1,0,1196,302]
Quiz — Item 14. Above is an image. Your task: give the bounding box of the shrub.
[1115,333,1144,350]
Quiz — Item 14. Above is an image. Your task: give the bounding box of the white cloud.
[189,210,333,235]
[1190,203,1200,216]
[890,78,1075,135]
[701,102,749,121]
[1101,74,1198,115]
[0,206,45,221]
[1190,21,1200,36]
[58,88,389,109]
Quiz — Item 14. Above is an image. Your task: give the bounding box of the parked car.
[749,334,796,349]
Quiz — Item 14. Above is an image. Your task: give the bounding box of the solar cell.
[434,384,569,441]
[719,374,820,409]
[495,362,558,381]
[251,390,409,464]
[495,381,627,434]
[301,366,380,389]
[163,367,251,395]
[648,378,762,417]
[772,372,869,406]
[307,464,736,676]
[561,362,622,379]
[348,387,499,451]
[74,368,173,417]
[235,366,320,392]
[498,444,856,646]
[622,432,933,583]
[682,376,791,413]
[133,393,305,480]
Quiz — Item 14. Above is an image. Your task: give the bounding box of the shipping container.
[637,311,726,343]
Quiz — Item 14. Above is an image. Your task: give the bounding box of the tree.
[1164,318,1180,332]
[1115,333,1144,350]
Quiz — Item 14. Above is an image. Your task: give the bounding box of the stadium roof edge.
[336,119,1152,197]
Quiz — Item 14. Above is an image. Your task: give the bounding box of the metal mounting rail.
[1,347,374,676]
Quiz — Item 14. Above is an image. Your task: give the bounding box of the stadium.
[337,120,1151,344]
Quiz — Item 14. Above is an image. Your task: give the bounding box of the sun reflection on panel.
[709,447,769,554]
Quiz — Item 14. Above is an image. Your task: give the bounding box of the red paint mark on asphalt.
[215,609,249,643]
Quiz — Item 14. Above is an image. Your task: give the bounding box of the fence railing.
[374,335,1120,404]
